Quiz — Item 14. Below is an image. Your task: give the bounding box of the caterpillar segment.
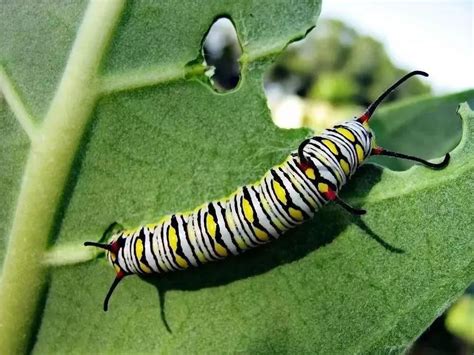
[85,70,450,311]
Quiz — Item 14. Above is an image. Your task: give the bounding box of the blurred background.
[203,0,473,353]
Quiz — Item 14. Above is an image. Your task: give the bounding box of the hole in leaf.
[203,17,242,92]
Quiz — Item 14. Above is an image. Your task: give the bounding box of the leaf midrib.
[0,1,125,353]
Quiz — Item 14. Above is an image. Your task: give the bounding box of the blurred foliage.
[446,288,474,345]
[203,18,242,91]
[267,19,431,106]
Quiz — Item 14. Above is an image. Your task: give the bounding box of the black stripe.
[270,169,306,224]
[178,214,201,266]
[197,208,220,261]
[279,167,314,217]
[207,203,231,255]
[228,192,258,248]
[261,172,294,228]
[147,227,164,273]
[241,186,272,243]
[249,185,282,236]
[156,224,172,272]
[162,223,180,271]
[287,158,324,206]
[137,227,153,272]
[216,201,242,252]
[170,215,192,266]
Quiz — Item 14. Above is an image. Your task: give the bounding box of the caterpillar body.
[85,71,450,311]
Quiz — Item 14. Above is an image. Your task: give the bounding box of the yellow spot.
[242,199,254,223]
[288,207,304,221]
[340,159,350,175]
[136,238,144,259]
[168,227,189,269]
[273,180,287,205]
[356,144,365,162]
[140,262,152,273]
[305,168,315,180]
[318,183,329,193]
[336,127,355,142]
[206,214,217,237]
[135,238,152,273]
[114,264,121,274]
[206,213,228,257]
[254,227,270,241]
[214,243,228,257]
[322,139,338,155]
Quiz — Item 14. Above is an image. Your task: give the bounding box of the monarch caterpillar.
[85,71,449,311]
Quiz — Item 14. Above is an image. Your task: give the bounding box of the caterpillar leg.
[323,188,366,216]
[372,147,450,169]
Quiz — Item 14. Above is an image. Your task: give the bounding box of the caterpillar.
[85,71,449,311]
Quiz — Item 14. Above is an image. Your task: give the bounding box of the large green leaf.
[0,1,472,354]
[0,1,320,353]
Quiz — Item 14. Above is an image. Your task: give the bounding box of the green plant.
[0,1,472,353]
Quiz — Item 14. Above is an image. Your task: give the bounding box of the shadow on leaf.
[141,164,400,331]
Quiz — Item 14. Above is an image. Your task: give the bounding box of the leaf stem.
[0,66,37,141]
[0,1,125,353]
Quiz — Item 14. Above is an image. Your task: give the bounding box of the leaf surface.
[1,1,472,353]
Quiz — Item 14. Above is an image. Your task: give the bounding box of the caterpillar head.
[84,223,128,311]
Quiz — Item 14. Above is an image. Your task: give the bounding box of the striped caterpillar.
[85,71,449,311]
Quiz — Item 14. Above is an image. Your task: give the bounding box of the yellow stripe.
[135,238,152,273]
[336,127,355,142]
[242,198,254,223]
[288,207,304,221]
[356,144,365,162]
[206,213,228,257]
[322,139,338,155]
[168,226,189,268]
[318,182,329,193]
[273,180,287,205]
[305,168,315,180]
[206,213,217,237]
[340,159,350,175]
[254,227,270,241]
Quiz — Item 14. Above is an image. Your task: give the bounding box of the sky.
[323,0,473,94]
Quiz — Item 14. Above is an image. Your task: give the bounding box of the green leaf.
[0,2,472,354]
[371,90,474,170]
[0,1,320,353]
